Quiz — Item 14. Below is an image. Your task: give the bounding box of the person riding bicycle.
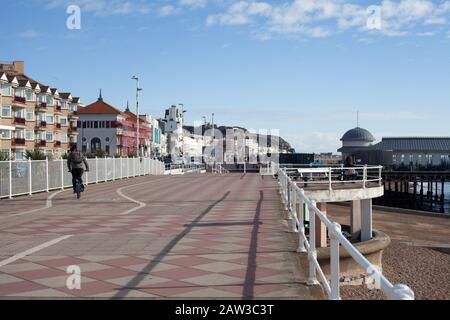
[344,154,357,181]
[67,145,89,194]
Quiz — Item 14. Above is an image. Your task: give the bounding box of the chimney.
[12,61,25,73]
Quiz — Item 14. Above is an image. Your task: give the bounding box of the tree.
[0,152,10,161]
[25,150,47,160]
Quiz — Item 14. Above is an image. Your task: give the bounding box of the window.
[26,110,35,121]
[1,105,12,118]
[1,130,11,139]
[15,88,23,97]
[25,129,34,141]
[14,109,25,119]
[60,117,68,126]
[15,128,25,139]
[25,89,34,101]
[61,134,68,143]
[1,84,12,96]
[15,150,24,161]
[45,132,53,141]
[106,121,110,128]
[60,101,67,109]
[46,95,54,105]
[46,115,54,124]
[94,121,98,129]
[39,95,46,103]
[82,121,87,129]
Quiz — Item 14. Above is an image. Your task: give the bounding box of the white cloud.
[179,0,208,9]
[18,30,41,38]
[158,5,180,17]
[45,0,151,16]
[207,0,450,39]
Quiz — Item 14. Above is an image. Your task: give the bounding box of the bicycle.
[75,179,82,199]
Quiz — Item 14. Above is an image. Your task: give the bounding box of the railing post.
[120,157,123,179]
[9,159,13,199]
[307,200,319,286]
[60,159,64,190]
[95,157,99,183]
[28,158,32,195]
[363,165,367,189]
[113,158,116,181]
[378,166,382,186]
[330,222,342,300]
[45,157,49,192]
[297,190,307,253]
[328,167,332,191]
[104,157,107,182]
[291,186,298,232]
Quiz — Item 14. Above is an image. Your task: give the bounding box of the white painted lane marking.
[116,177,171,215]
[0,190,65,220]
[0,235,73,268]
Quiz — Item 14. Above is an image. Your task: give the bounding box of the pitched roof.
[59,92,72,100]
[78,99,122,115]
[370,137,450,152]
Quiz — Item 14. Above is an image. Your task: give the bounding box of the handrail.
[277,168,414,300]
[270,164,383,190]
[213,163,229,174]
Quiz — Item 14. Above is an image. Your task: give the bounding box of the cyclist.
[67,144,89,194]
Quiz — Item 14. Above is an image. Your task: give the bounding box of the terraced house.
[0,61,82,160]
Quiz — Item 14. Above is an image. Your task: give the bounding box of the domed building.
[338,127,376,160]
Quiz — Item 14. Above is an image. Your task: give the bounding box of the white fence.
[277,168,414,300]
[0,157,165,199]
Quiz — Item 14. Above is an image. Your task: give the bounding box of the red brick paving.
[0,174,320,299]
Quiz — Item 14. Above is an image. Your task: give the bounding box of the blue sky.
[1,0,450,152]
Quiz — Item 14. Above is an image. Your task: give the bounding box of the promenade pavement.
[0,173,323,299]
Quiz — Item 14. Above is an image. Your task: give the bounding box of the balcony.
[36,121,47,129]
[12,138,26,146]
[36,140,46,147]
[69,111,79,118]
[55,106,62,113]
[14,117,26,125]
[54,141,61,147]
[69,126,78,133]
[56,123,62,129]
[13,96,26,105]
[69,142,77,149]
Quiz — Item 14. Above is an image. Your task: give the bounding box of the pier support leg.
[350,200,362,240]
[316,203,328,248]
[361,199,373,242]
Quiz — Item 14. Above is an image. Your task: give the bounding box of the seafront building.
[0,61,81,159]
[77,94,152,157]
[338,127,450,169]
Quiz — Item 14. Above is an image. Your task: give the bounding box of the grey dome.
[340,127,375,142]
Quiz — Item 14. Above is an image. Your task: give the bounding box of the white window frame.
[60,117,68,126]
[1,105,12,118]
[1,130,12,139]
[45,131,54,142]
[15,128,25,139]
[15,150,24,161]
[1,84,12,97]
[25,89,34,101]
[46,114,54,124]
[26,109,35,121]
[61,133,68,143]
[25,129,34,141]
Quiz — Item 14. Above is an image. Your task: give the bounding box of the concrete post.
[361,199,373,242]
[350,200,362,240]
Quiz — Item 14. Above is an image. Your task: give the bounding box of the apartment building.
[0,61,81,160]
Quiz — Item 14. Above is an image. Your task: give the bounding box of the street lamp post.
[132,76,142,157]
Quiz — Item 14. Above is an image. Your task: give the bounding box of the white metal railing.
[277,168,414,300]
[164,163,206,174]
[212,163,229,174]
[0,157,166,199]
[267,163,383,191]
